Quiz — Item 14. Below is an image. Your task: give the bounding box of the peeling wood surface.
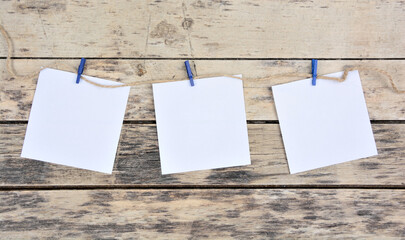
[1,0,405,238]
[0,0,405,58]
[1,60,405,121]
[1,189,405,239]
[1,124,404,186]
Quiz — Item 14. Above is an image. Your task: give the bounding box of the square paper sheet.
[272,70,377,174]
[152,76,251,174]
[21,68,130,174]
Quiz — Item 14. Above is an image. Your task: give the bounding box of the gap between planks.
[2,57,405,60]
[1,184,405,191]
[1,120,405,125]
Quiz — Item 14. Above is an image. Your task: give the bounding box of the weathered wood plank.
[1,189,404,238]
[1,0,405,58]
[1,59,404,121]
[1,124,404,186]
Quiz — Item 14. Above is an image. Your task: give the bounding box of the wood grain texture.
[0,0,405,58]
[1,1,405,238]
[1,189,404,239]
[1,59,405,121]
[1,0,405,239]
[1,124,404,186]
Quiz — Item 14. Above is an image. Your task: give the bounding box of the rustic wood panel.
[1,1,404,238]
[1,189,404,238]
[1,124,404,186]
[1,0,405,58]
[1,59,404,121]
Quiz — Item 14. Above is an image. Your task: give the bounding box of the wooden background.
[1,0,405,238]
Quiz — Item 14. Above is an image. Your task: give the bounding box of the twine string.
[1,24,403,93]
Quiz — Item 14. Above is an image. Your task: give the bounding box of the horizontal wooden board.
[1,1,405,58]
[1,59,405,121]
[1,124,404,186]
[1,189,405,238]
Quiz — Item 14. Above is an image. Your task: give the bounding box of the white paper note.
[21,68,130,174]
[152,76,251,174]
[272,70,377,174]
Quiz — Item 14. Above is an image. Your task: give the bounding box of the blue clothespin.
[76,58,86,84]
[184,60,195,87]
[311,59,318,86]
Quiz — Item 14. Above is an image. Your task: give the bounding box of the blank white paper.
[272,70,377,174]
[21,68,130,174]
[152,76,251,174]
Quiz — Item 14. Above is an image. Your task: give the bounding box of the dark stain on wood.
[150,21,184,46]
[136,64,147,77]
[0,159,53,185]
[206,170,255,183]
[0,192,46,215]
[268,200,290,212]
[15,0,66,13]
[299,172,333,178]
[182,18,194,30]
[358,161,381,170]
[82,192,114,207]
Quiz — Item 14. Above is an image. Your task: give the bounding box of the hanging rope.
[1,24,403,93]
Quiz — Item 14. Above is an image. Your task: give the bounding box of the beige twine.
[1,24,403,93]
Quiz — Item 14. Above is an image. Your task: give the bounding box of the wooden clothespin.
[76,58,86,84]
[312,59,318,86]
[184,60,195,87]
